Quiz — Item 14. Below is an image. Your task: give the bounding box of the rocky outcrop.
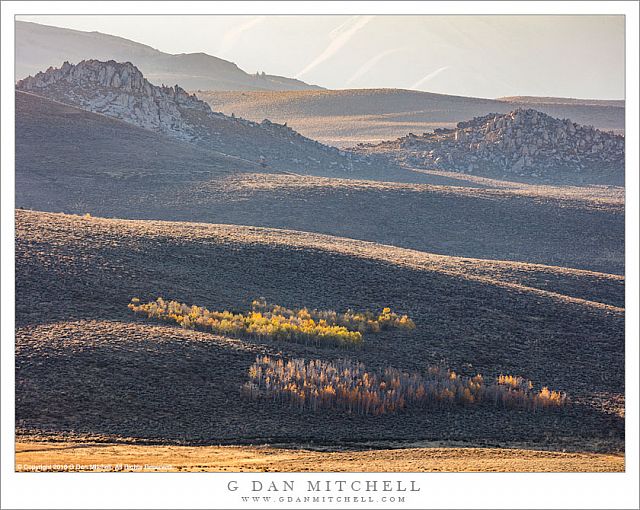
[354,108,624,182]
[15,60,333,147]
[16,60,398,178]
[17,60,213,140]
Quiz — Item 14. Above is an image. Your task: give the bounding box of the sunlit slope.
[198,89,625,146]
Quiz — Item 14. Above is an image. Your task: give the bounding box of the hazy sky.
[18,15,625,99]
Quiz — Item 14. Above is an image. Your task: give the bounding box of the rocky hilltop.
[354,109,624,184]
[16,60,392,179]
[18,60,213,141]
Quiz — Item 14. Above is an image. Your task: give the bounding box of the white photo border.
[1,2,638,509]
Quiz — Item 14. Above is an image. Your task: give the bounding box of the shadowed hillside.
[15,91,261,177]
[16,210,624,449]
[15,92,624,275]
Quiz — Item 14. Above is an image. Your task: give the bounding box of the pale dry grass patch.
[15,441,624,472]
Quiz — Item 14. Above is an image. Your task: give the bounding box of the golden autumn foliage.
[243,356,567,415]
[494,374,566,409]
[536,386,566,408]
[128,298,415,348]
[129,297,362,347]
[251,298,416,333]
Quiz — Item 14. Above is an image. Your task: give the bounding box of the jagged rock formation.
[16,60,392,178]
[17,60,213,141]
[354,109,624,183]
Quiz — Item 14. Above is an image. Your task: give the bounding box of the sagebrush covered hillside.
[16,210,623,449]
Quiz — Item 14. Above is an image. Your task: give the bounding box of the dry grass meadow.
[16,441,623,472]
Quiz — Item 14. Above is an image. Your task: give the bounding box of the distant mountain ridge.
[15,21,323,91]
[498,96,625,108]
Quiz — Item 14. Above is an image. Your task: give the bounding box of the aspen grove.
[242,356,567,415]
[128,297,414,348]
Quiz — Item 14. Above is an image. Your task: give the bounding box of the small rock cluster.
[355,109,624,180]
